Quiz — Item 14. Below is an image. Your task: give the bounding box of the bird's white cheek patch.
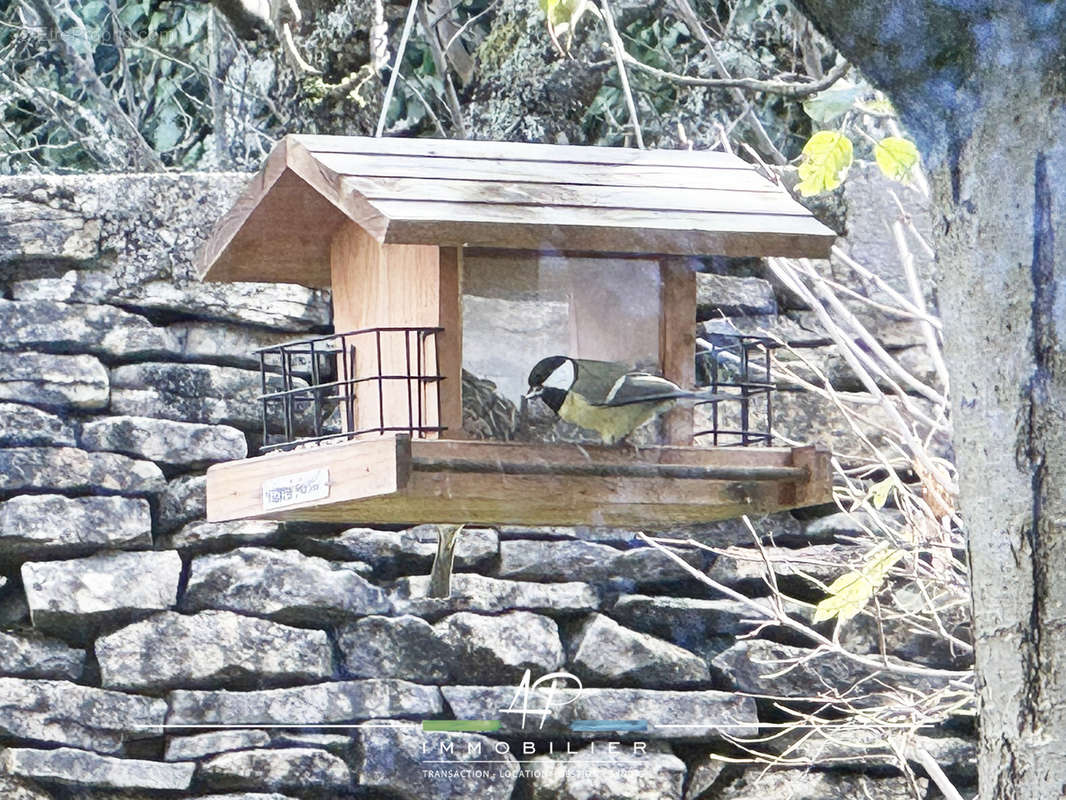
[544,359,576,391]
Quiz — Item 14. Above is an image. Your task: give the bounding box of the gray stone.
[0,299,178,359]
[183,547,390,625]
[442,685,758,741]
[168,321,298,370]
[786,308,926,350]
[610,595,770,647]
[189,795,296,800]
[842,160,935,296]
[710,640,950,704]
[109,363,270,429]
[79,416,247,468]
[698,315,830,347]
[1,748,194,791]
[707,544,863,591]
[530,743,686,800]
[357,722,517,800]
[167,679,443,725]
[390,573,600,620]
[96,610,333,692]
[165,729,272,761]
[119,281,331,331]
[567,613,710,688]
[160,519,284,553]
[654,513,805,548]
[0,773,54,800]
[299,524,499,573]
[0,630,85,679]
[269,731,351,754]
[0,403,75,447]
[0,189,100,264]
[338,615,455,683]
[699,388,951,462]
[21,550,181,640]
[437,611,564,684]
[199,748,350,794]
[0,447,165,496]
[11,272,331,332]
[0,495,151,561]
[0,678,165,753]
[715,768,922,799]
[684,753,727,800]
[158,474,207,533]
[837,584,973,670]
[767,727,975,778]
[0,585,30,627]
[496,539,709,588]
[697,273,777,319]
[0,353,108,410]
[802,509,906,541]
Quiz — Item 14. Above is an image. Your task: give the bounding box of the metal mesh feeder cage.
[694,334,778,447]
[257,326,446,453]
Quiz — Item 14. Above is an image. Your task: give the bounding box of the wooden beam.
[660,258,697,446]
[204,437,833,527]
[436,247,463,438]
[330,223,458,439]
[205,435,408,522]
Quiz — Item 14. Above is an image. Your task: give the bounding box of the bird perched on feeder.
[524,355,729,446]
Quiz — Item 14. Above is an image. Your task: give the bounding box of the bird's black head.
[525,355,575,416]
[527,355,573,390]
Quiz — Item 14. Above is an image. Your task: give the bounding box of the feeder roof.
[199,134,835,286]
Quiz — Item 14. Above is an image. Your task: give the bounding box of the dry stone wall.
[0,170,972,799]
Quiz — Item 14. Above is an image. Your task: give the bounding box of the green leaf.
[813,548,905,624]
[797,131,853,196]
[802,81,864,123]
[875,136,919,182]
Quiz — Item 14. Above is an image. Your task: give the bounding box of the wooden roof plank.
[371,198,829,232]
[385,219,833,258]
[292,133,746,169]
[314,151,771,192]
[339,175,807,216]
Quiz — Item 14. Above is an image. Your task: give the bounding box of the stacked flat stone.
[0,170,968,800]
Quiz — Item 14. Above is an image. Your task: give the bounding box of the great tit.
[524,355,729,445]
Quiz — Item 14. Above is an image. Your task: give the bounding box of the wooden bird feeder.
[199,135,834,528]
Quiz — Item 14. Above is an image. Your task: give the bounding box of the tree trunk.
[791,5,1066,797]
[933,78,1066,800]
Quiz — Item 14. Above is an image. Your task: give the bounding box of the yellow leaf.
[874,136,919,182]
[868,477,894,509]
[812,547,905,623]
[797,131,853,196]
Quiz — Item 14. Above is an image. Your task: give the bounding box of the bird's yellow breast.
[558,391,674,445]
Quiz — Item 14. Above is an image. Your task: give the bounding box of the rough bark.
[793,3,1066,798]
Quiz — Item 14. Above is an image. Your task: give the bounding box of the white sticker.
[261,468,330,511]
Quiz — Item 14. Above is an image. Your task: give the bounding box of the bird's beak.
[524,386,543,401]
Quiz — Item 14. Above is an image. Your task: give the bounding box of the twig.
[670,0,787,165]
[599,0,643,148]
[621,50,850,97]
[636,533,970,680]
[416,0,467,137]
[376,0,421,137]
[25,0,163,170]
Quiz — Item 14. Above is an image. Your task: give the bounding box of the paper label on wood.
[261,468,331,510]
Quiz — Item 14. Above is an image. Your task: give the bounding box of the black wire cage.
[256,326,446,453]
[255,328,779,453]
[693,334,778,447]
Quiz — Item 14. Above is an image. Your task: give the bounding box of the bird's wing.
[599,372,694,407]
